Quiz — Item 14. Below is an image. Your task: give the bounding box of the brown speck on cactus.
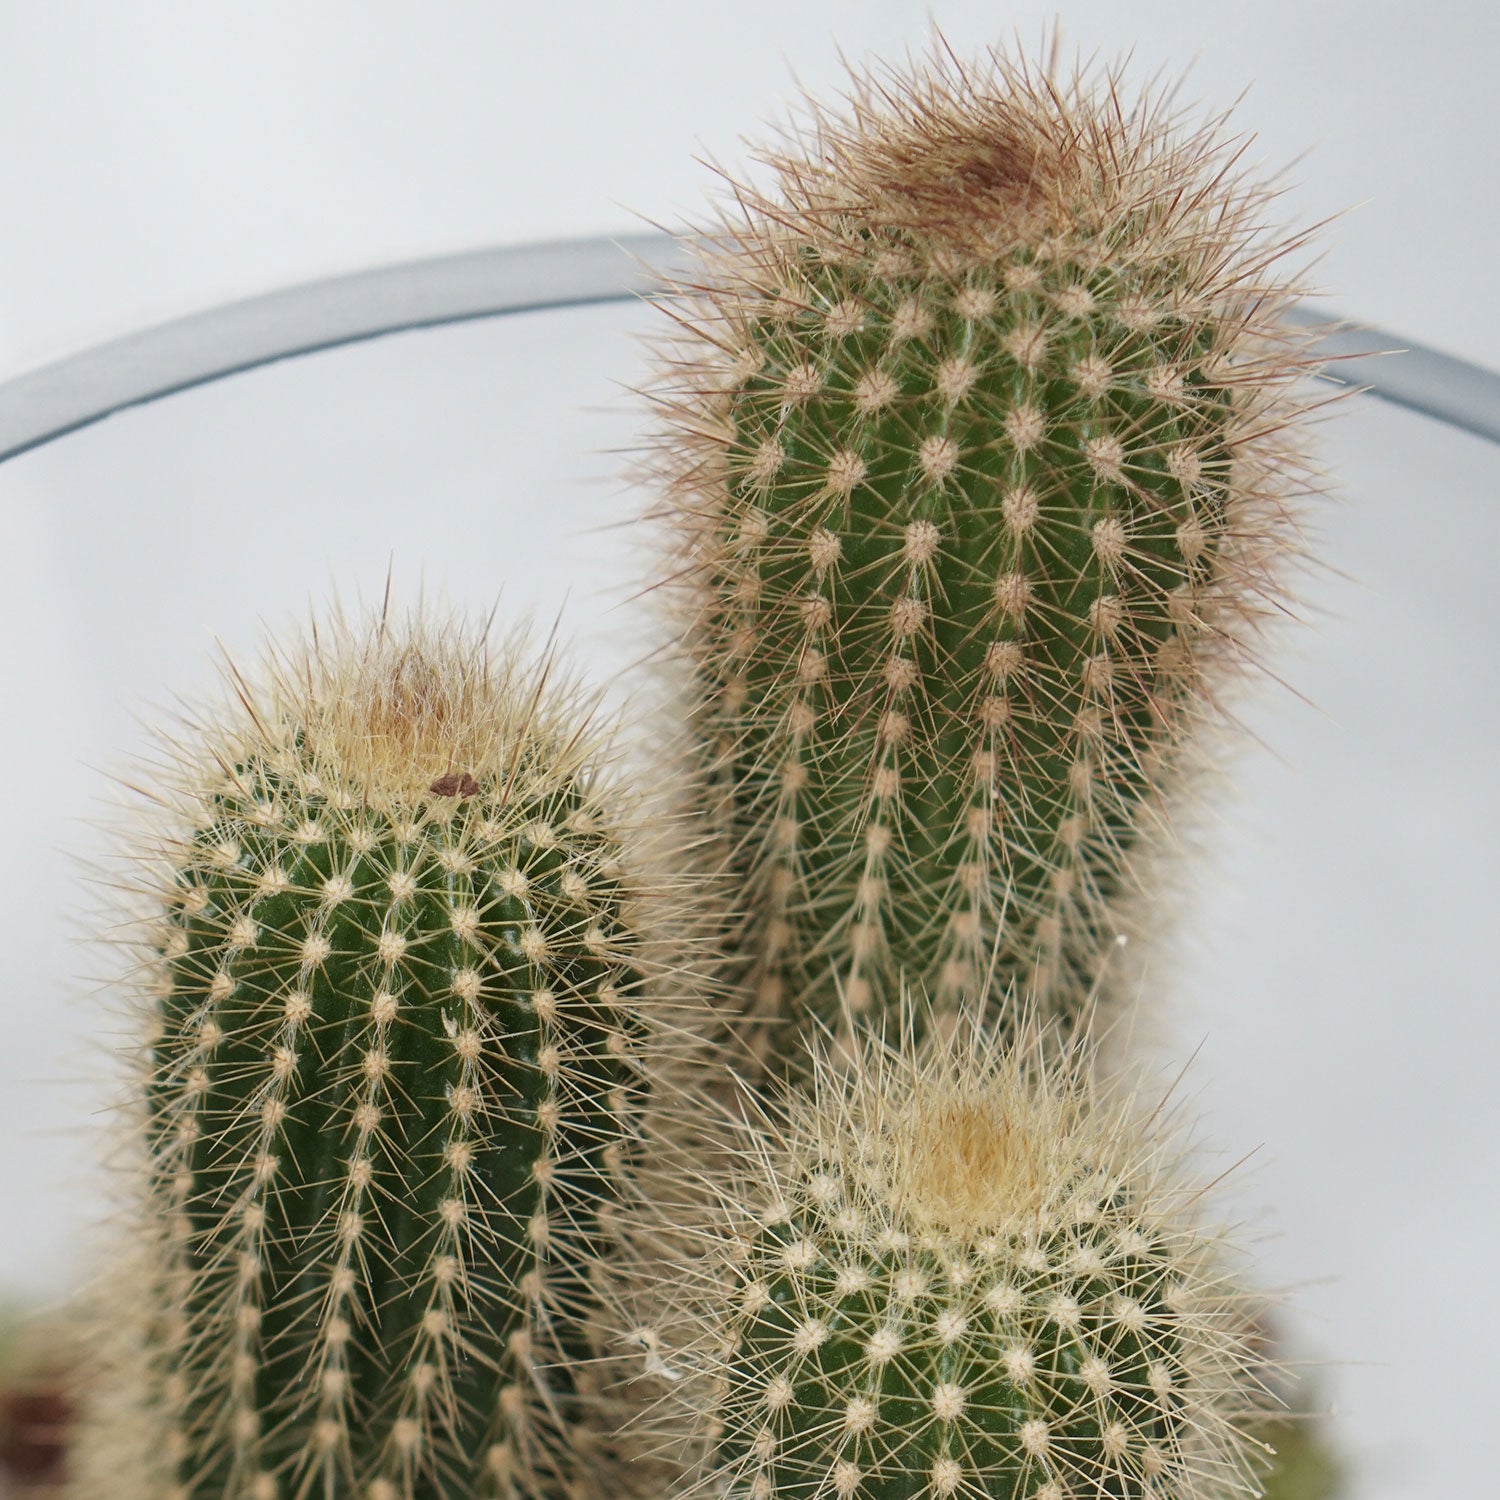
[428,770,481,797]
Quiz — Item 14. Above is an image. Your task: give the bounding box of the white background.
[1,6,1497,1499]
[2,2,1498,372]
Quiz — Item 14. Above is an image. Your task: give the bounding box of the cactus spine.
[620,1016,1268,1500]
[77,608,675,1500]
[647,45,1317,1067]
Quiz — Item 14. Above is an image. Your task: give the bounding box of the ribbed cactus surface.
[622,1019,1264,1500]
[81,613,659,1500]
[648,47,1315,1066]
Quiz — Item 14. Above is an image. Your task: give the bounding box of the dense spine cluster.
[76,611,670,1500]
[620,1019,1266,1500]
[647,46,1317,1067]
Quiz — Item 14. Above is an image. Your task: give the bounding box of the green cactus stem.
[645,41,1320,1068]
[73,607,688,1500]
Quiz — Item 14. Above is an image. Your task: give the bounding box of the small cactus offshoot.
[0,1305,77,1497]
[75,605,689,1500]
[645,41,1320,1067]
[619,1013,1269,1500]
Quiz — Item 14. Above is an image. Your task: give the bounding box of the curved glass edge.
[0,230,1495,465]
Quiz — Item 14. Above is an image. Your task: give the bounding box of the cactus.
[1245,1335,1344,1500]
[0,1304,77,1496]
[1254,1415,1344,1500]
[73,606,691,1500]
[618,1012,1268,1500]
[645,42,1318,1067]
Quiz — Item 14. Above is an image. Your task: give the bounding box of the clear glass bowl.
[1,278,1493,1500]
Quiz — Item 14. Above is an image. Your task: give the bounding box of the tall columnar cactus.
[646,44,1319,1067]
[618,1015,1267,1500]
[75,607,689,1500]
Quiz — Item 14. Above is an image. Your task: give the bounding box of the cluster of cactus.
[60,36,1338,1500]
